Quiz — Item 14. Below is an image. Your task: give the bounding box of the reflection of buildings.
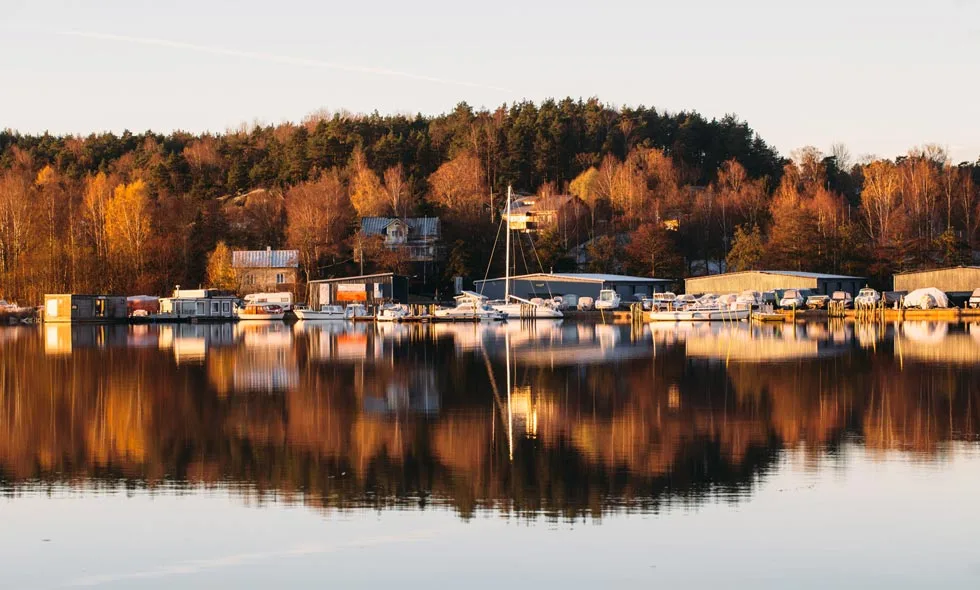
[5,321,980,520]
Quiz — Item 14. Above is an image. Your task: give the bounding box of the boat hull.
[294,310,345,320]
[236,313,286,321]
[648,309,750,322]
[490,302,563,319]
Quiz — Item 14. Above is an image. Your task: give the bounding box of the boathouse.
[307,273,410,308]
[684,271,865,296]
[473,273,675,301]
[893,266,980,297]
[43,294,128,323]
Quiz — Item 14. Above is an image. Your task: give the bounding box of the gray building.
[893,266,980,296]
[308,273,410,307]
[685,271,865,296]
[43,294,128,323]
[474,273,675,301]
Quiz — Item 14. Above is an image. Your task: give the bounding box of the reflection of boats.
[434,292,506,322]
[236,304,285,321]
[649,308,750,322]
[294,304,345,320]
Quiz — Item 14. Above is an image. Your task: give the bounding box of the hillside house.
[503,194,588,239]
[358,217,442,263]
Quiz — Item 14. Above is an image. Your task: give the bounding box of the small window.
[276,273,285,284]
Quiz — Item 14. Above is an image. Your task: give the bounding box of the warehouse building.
[307,273,409,308]
[685,270,865,296]
[473,273,675,301]
[893,266,980,297]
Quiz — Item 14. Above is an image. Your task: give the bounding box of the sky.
[1,0,978,162]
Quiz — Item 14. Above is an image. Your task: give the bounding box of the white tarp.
[903,287,949,309]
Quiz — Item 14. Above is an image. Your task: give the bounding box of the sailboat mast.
[505,185,511,301]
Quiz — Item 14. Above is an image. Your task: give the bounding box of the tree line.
[1,97,977,303]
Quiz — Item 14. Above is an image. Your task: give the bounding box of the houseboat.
[43,294,127,323]
[158,287,238,321]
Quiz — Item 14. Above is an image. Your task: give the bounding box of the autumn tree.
[205,241,238,291]
[625,222,683,278]
[383,164,414,218]
[285,169,353,282]
[427,151,487,223]
[106,179,151,290]
[569,166,601,237]
[349,148,387,217]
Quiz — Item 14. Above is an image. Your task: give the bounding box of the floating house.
[43,294,127,323]
[893,266,980,298]
[684,270,865,296]
[159,287,238,320]
[307,273,410,308]
[474,273,675,301]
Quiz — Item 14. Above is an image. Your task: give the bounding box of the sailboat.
[487,186,563,320]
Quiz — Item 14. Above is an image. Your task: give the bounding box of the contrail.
[59,31,512,92]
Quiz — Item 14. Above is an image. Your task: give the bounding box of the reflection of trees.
[1,325,979,519]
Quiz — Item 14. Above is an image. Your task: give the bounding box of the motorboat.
[294,304,346,320]
[345,303,372,320]
[854,287,881,308]
[594,289,622,310]
[236,303,285,321]
[376,303,410,322]
[434,293,506,321]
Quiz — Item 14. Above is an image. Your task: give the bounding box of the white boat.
[434,292,507,321]
[648,306,750,322]
[594,289,621,310]
[376,303,410,322]
[236,303,285,321]
[345,303,372,320]
[488,186,564,320]
[294,304,346,320]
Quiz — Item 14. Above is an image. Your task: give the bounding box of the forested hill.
[0,99,781,196]
[1,98,977,304]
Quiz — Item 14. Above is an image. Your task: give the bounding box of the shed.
[893,266,980,297]
[307,273,409,308]
[473,273,675,301]
[44,294,128,323]
[684,271,865,296]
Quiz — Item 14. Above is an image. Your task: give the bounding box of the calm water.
[2,320,980,588]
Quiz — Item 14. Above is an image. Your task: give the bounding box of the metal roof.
[231,249,299,268]
[360,217,441,238]
[308,273,401,284]
[893,265,980,275]
[476,272,673,284]
[687,270,864,281]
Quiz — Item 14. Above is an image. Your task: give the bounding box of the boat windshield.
[784,290,799,298]
[859,289,876,297]
[599,291,615,301]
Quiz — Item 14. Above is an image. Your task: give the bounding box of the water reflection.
[1,320,979,518]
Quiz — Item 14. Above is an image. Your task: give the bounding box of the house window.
[276,273,285,284]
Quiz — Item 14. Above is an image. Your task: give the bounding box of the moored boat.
[294,304,346,320]
[434,292,507,322]
[236,303,285,321]
[648,307,750,322]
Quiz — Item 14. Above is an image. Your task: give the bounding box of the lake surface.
[2,320,980,589]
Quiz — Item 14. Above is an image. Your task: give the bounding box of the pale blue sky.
[2,0,978,162]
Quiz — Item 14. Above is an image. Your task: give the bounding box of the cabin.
[358,217,442,262]
[474,273,675,301]
[243,292,294,310]
[503,194,588,238]
[159,288,238,320]
[684,270,865,296]
[43,294,128,323]
[307,273,410,308]
[893,266,980,298]
[232,247,300,294]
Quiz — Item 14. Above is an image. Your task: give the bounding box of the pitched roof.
[893,265,980,275]
[231,249,299,268]
[360,217,441,238]
[687,270,863,281]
